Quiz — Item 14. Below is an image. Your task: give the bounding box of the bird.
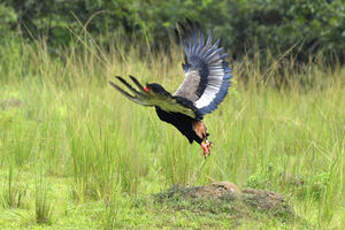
[109,21,232,158]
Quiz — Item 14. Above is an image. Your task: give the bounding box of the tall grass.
[0,166,27,209]
[35,174,53,225]
[0,35,344,228]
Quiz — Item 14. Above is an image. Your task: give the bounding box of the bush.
[0,3,17,38]
[1,0,345,63]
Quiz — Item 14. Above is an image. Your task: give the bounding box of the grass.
[0,36,344,229]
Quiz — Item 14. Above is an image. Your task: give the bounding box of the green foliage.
[0,3,17,40]
[245,164,276,190]
[1,0,345,62]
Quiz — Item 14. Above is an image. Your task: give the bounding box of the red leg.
[201,143,209,158]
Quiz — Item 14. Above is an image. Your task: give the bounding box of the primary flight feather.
[109,21,232,158]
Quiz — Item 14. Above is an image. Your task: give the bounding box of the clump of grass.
[68,114,148,201]
[0,166,27,209]
[35,176,53,225]
[103,199,120,230]
[102,193,143,230]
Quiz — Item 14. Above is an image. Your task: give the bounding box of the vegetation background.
[1,0,345,62]
[0,0,344,229]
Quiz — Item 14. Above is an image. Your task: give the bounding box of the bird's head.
[144,83,171,97]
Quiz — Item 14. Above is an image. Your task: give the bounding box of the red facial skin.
[144,87,149,92]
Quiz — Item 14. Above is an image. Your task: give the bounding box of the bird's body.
[109,21,232,158]
[155,107,206,144]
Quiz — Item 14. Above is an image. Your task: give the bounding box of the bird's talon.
[201,141,212,158]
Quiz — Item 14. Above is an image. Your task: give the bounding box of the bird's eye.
[144,87,149,92]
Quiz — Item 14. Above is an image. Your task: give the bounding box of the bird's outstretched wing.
[174,21,232,115]
[109,76,201,119]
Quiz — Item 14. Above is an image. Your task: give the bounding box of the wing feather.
[110,76,201,119]
[174,21,233,116]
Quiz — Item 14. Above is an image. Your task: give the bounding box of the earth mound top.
[155,181,295,224]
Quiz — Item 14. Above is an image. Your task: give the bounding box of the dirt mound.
[157,181,242,200]
[155,181,294,223]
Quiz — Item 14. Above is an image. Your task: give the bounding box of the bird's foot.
[201,140,213,158]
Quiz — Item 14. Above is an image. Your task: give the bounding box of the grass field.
[0,38,344,229]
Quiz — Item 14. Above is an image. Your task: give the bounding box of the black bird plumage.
[109,21,232,157]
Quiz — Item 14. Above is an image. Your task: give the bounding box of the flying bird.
[109,21,232,158]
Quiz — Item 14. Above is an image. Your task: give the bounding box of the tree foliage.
[1,0,344,62]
